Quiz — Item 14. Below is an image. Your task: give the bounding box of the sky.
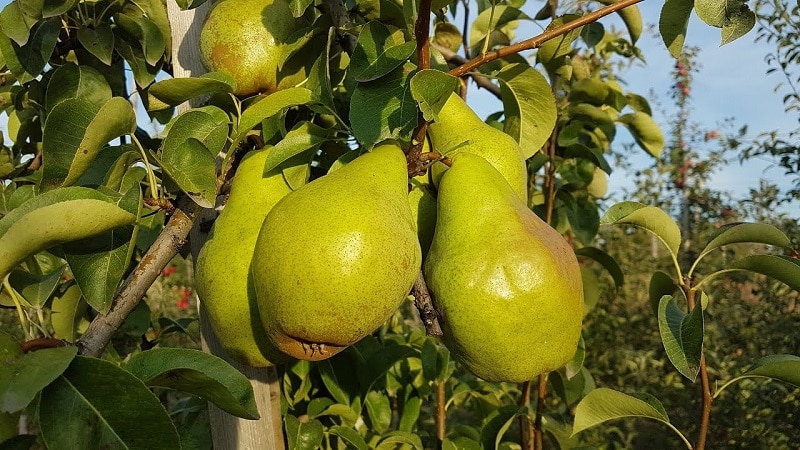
[1,0,797,215]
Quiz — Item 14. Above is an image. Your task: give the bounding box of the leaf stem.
[3,276,31,340]
[436,381,446,445]
[448,0,645,77]
[130,133,161,200]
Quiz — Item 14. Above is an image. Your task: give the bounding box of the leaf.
[565,196,600,245]
[399,396,422,432]
[288,0,314,17]
[76,24,115,65]
[285,415,324,450]
[113,32,161,87]
[376,431,423,450]
[495,63,557,159]
[659,0,693,58]
[0,342,77,413]
[721,6,755,46]
[62,186,140,313]
[39,356,180,450]
[572,388,675,436]
[350,66,417,147]
[42,97,137,188]
[6,265,65,308]
[114,13,165,66]
[126,348,259,419]
[365,391,392,433]
[563,144,613,174]
[0,188,137,280]
[264,122,329,173]
[470,6,530,55]
[596,0,642,43]
[306,28,336,112]
[563,335,587,380]
[648,270,678,315]
[551,366,595,408]
[537,15,582,70]
[601,202,681,257]
[695,0,747,27]
[658,295,703,381]
[744,354,800,387]
[236,87,314,141]
[50,284,88,341]
[410,69,460,122]
[723,255,800,292]
[350,21,415,82]
[42,0,79,18]
[698,222,791,262]
[480,405,526,450]
[146,72,235,111]
[0,18,60,83]
[618,112,664,158]
[0,2,37,46]
[327,425,368,450]
[575,247,624,289]
[45,63,112,113]
[317,360,351,406]
[421,338,438,381]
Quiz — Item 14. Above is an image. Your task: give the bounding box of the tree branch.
[431,43,503,99]
[411,271,443,337]
[78,196,202,357]
[449,0,645,77]
[406,0,434,174]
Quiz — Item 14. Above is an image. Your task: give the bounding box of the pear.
[252,142,421,361]
[408,136,437,259]
[194,148,292,367]
[199,0,312,97]
[427,92,529,202]
[423,153,583,382]
[586,167,608,198]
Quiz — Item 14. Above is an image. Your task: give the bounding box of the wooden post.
[167,3,285,449]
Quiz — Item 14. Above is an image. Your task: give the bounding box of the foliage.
[0,0,796,449]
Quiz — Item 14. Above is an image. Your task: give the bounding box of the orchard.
[0,0,798,449]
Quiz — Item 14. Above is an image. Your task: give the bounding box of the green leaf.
[565,196,600,245]
[42,97,137,188]
[126,348,259,419]
[327,425,368,450]
[745,354,800,387]
[568,78,612,106]
[376,431,423,450]
[659,0,693,58]
[443,438,482,450]
[264,122,329,173]
[114,31,161,88]
[596,0,642,43]
[0,434,38,450]
[114,13,165,66]
[0,18,60,83]
[365,391,392,434]
[575,247,624,289]
[0,341,77,413]
[495,63,557,159]
[7,266,65,308]
[288,0,314,17]
[410,69,460,122]
[421,338,438,381]
[648,270,678,315]
[617,112,664,158]
[0,2,37,46]
[175,0,211,9]
[695,0,742,27]
[551,366,595,408]
[658,295,703,381]
[76,24,115,65]
[0,188,137,280]
[572,389,680,439]
[350,21,415,82]
[50,284,88,341]
[470,6,530,55]
[62,186,140,313]
[236,87,315,141]
[537,14,582,70]
[698,222,791,262]
[146,72,235,111]
[317,360,351,406]
[306,28,336,113]
[563,144,613,175]
[285,415,324,450]
[563,335,587,379]
[721,5,755,45]
[722,255,800,292]
[134,0,172,61]
[480,405,526,450]
[39,356,180,450]
[601,202,681,257]
[399,396,422,432]
[45,63,112,113]
[350,66,417,147]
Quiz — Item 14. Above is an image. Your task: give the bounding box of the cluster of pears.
[195,91,583,383]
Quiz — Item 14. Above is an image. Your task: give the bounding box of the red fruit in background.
[176,298,189,310]
[163,266,176,277]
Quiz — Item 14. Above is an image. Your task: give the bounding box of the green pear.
[427,92,529,202]
[408,178,437,260]
[194,147,292,367]
[199,0,312,97]
[252,142,422,361]
[586,167,608,198]
[423,153,583,382]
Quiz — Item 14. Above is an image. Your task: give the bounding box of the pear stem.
[411,271,443,337]
[448,0,645,78]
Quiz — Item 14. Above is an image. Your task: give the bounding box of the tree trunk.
[167,3,285,449]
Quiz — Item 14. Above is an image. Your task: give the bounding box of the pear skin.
[427,92,529,202]
[252,142,421,361]
[194,148,292,367]
[423,153,583,382]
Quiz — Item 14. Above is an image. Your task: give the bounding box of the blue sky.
[1,0,797,214]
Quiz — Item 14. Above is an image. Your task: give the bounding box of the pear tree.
[0,0,798,449]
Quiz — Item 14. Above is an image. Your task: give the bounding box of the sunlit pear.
[252,142,421,361]
[427,92,529,202]
[194,148,292,367]
[586,167,608,198]
[409,135,437,258]
[199,0,313,97]
[423,153,583,382]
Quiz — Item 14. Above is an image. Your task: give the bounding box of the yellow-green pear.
[408,178,437,259]
[199,0,312,97]
[194,147,292,367]
[586,167,608,198]
[423,153,583,382]
[252,142,421,361]
[427,92,529,202]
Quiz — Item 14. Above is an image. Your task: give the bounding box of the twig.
[534,374,548,450]
[519,380,534,450]
[436,381,446,445]
[431,43,503,99]
[685,280,713,450]
[406,0,434,172]
[78,196,202,357]
[449,0,645,77]
[21,338,71,353]
[321,0,357,55]
[411,271,443,337]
